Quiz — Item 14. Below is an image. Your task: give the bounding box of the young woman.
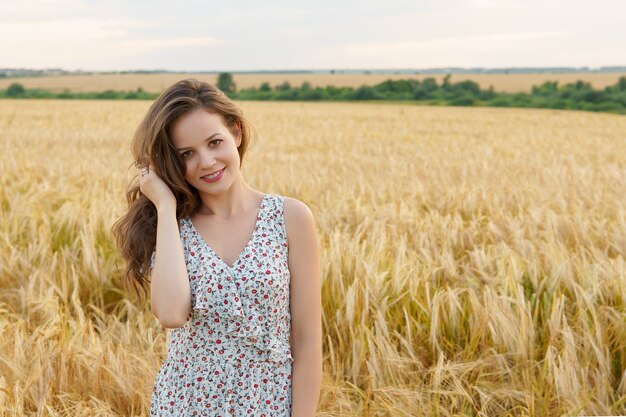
[112,79,322,416]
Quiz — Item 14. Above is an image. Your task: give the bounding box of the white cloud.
[466,0,515,7]
[0,18,223,69]
[0,18,154,40]
[0,1,624,70]
[0,0,84,15]
[342,31,571,55]
[120,37,224,53]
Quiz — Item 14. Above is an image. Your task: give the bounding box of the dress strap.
[264,194,287,245]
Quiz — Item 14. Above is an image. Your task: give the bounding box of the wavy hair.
[111,78,255,302]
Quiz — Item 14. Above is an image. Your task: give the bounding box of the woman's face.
[169,108,241,194]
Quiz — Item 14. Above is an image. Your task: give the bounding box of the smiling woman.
[169,110,242,196]
[110,79,322,416]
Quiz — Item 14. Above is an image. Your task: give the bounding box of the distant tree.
[276,81,291,91]
[97,89,119,99]
[573,80,592,90]
[414,78,439,100]
[6,82,25,97]
[532,81,559,96]
[217,72,236,94]
[377,79,415,94]
[451,80,481,96]
[442,74,452,90]
[481,85,497,100]
[422,78,438,92]
[301,88,324,100]
[259,82,271,92]
[351,86,379,100]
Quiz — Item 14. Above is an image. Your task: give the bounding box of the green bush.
[449,95,476,106]
[1,75,625,115]
[7,83,25,97]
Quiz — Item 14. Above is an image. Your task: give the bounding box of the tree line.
[2,72,626,115]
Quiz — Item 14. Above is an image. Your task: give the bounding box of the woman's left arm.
[284,198,323,417]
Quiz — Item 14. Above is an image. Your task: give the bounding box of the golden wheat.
[0,99,625,416]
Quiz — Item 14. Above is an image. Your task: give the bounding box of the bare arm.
[138,161,191,328]
[150,201,191,328]
[285,197,323,417]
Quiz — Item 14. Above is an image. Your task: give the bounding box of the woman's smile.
[200,167,225,183]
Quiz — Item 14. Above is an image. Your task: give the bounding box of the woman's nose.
[198,148,216,168]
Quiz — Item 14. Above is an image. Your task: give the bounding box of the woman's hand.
[137,161,176,210]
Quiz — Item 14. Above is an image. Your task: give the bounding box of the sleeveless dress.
[148,193,294,416]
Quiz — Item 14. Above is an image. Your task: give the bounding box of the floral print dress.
[149,194,294,416]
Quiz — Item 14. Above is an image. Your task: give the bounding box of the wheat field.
[1,98,625,416]
[1,72,626,94]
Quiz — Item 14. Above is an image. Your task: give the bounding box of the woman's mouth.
[200,168,225,183]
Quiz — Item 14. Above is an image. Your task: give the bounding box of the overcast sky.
[1,0,625,71]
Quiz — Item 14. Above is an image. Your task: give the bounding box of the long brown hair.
[111,78,255,303]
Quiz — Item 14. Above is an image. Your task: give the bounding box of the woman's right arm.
[150,201,191,328]
[138,160,191,328]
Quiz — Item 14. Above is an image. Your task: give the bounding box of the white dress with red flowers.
[149,194,293,416]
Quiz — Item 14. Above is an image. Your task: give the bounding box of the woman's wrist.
[157,199,177,215]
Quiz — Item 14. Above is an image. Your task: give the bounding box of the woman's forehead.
[170,110,228,146]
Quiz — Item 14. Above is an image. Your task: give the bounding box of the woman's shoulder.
[282,196,316,245]
[281,196,311,214]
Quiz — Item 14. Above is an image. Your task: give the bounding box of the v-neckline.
[187,194,268,271]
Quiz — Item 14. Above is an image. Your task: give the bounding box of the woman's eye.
[180,140,221,159]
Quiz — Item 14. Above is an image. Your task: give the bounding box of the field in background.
[1,72,626,94]
[1,99,625,416]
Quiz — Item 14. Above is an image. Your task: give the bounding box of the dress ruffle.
[192,275,294,365]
